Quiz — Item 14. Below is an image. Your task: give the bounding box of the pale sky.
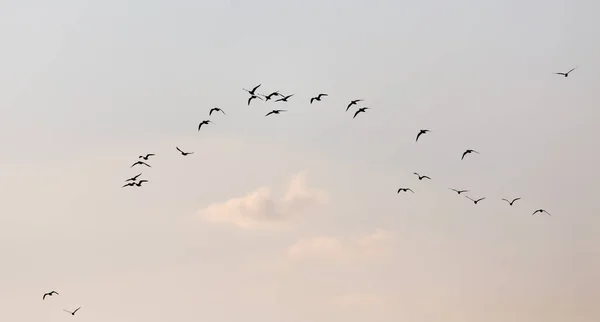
[1,0,599,321]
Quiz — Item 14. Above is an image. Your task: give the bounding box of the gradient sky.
[1,0,599,321]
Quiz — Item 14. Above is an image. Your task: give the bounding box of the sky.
[1,0,599,321]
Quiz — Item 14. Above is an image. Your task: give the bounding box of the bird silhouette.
[262,91,283,101]
[125,173,142,182]
[198,120,212,131]
[413,173,431,180]
[532,209,551,216]
[415,129,431,142]
[176,147,194,156]
[265,109,287,117]
[247,94,263,106]
[461,149,479,160]
[243,84,261,95]
[466,196,485,204]
[209,107,226,116]
[397,188,414,193]
[134,180,148,187]
[63,307,81,316]
[353,107,369,119]
[122,182,136,188]
[42,291,58,300]
[449,188,469,194]
[346,99,363,112]
[131,161,151,168]
[554,66,578,77]
[138,153,155,160]
[502,197,521,206]
[275,94,294,102]
[310,93,328,104]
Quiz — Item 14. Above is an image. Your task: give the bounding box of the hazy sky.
[1,0,599,321]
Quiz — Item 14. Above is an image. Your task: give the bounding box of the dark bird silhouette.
[466,196,485,204]
[198,120,212,131]
[122,182,136,188]
[554,66,578,77]
[63,307,81,316]
[138,153,155,160]
[125,173,142,182]
[247,94,263,106]
[131,161,151,168]
[415,129,431,142]
[449,188,469,194]
[243,84,261,95]
[461,149,479,160]
[532,209,551,216]
[43,291,59,300]
[353,107,369,119]
[310,93,328,104]
[134,180,148,187]
[275,94,294,102]
[397,188,414,193]
[209,107,226,116]
[263,91,283,101]
[176,147,194,156]
[413,172,431,180]
[265,109,287,117]
[502,197,521,206]
[346,99,363,112]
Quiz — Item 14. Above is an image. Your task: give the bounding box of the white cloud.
[198,171,327,229]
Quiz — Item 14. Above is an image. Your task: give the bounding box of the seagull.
[415,129,431,142]
[466,196,485,204]
[346,99,363,112]
[209,107,226,116]
[275,94,294,102]
[310,93,328,104]
[265,109,287,117]
[243,84,261,95]
[134,180,148,187]
[449,188,469,194]
[461,149,479,160]
[554,66,578,77]
[138,153,155,160]
[63,307,81,316]
[122,182,136,187]
[262,91,284,101]
[131,161,151,168]
[413,172,431,180]
[353,107,369,119]
[397,188,414,193]
[198,120,212,131]
[532,209,551,216]
[176,147,194,156]
[125,173,142,182]
[43,291,59,300]
[502,197,521,206]
[247,94,263,106]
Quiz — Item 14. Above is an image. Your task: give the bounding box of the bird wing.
[346,102,353,111]
[472,150,480,154]
[415,132,422,142]
[176,147,184,153]
[554,72,566,75]
[139,180,148,183]
[353,109,362,119]
[63,310,72,314]
[413,172,419,176]
[220,109,226,115]
[423,176,431,180]
[319,93,328,98]
[251,84,261,93]
[209,109,215,115]
[147,154,155,157]
[543,210,551,216]
[247,96,254,105]
[512,197,521,203]
[142,162,151,167]
[130,162,139,167]
[397,188,401,193]
[477,197,485,202]
[465,196,474,202]
[501,198,509,203]
[265,111,274,117]
[310,97,315,104]
[461,151,468,160]
[567,66,578,74]
[532,210,540,215]
[73,307,81,313]
[43,293,48,300]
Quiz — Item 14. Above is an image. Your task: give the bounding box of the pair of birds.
[123,173,147,187]
[131,153,154,168]
[42,291,81,316]
[198,108,227,131]
[396,173,431,193]
[346,99,370,119]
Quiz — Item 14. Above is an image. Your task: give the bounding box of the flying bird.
[346,99,363,112]
[449,188,469,194]
[532,209,551,216]
[134,180,148,187]
[43,291,59,300]
[502,197,521,206]
[138,153,155,160]
[122,182,136,188]
[243,84,261,95]
[554,66,578,77]
[198,120,212,131]
[397,188,414,193]
[125,173,142,182]
[263,91,283,101]
[461,149,479,160]
[265,109,287,117]
[310,93,328,104]
[209,107,226,116]
[353,107,369,119]
[63,307,81,316]
[176,147,194,156]
[415,129,431,142]
[413,172,431,180]
[247,94,263,106]
[131,161,151,168]
[275,94,294,102]
[466,196,485,204]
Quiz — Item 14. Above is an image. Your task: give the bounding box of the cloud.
[198,171,327,229]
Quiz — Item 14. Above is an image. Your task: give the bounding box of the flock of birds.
[40,66,578,315]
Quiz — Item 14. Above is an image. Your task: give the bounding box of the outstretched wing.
[353,109,362,119]
[461,151,468,160]
[265,111,274,117]
[318,93,328,99]
[567,66,578,74]
[476,197,485,202]
[209,108,215,116]
[310,97,315,104]
[251,84,261,93]
[73,307,81,314]
[247,96,254,106]
[407,188,414,193]
[43,293,48,300]
[554,72,566,76]
[130,162,139,167]
[422,176,431,180]
[512,197,521,203]
[416,132,422,142]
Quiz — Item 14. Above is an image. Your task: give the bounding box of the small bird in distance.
[554,66,578,77]
[275,94,294,102]
[43,291,59,300]
[123,180,148,187]
[466,196,485,204]
[176,147,194,156]
[198,120,212,131]
[125,173,142,182]
[63,307,81,316]
[532,209,551,216]
[346,99,363,112]
[502,197,521,206]
[461,149,479,160]
[397,188,414,193]
[209,107,226,116]
[449,188,469,194]
[139,153,155,160]
[414,172,431,180]
[415,129,431,142]
[310,93,328,104]
[243,84,261,95]
[353,107,369,119]
[265,109,287,117]
[131,161,151,168]
[263,91,283,101]
[248,94,263,106]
